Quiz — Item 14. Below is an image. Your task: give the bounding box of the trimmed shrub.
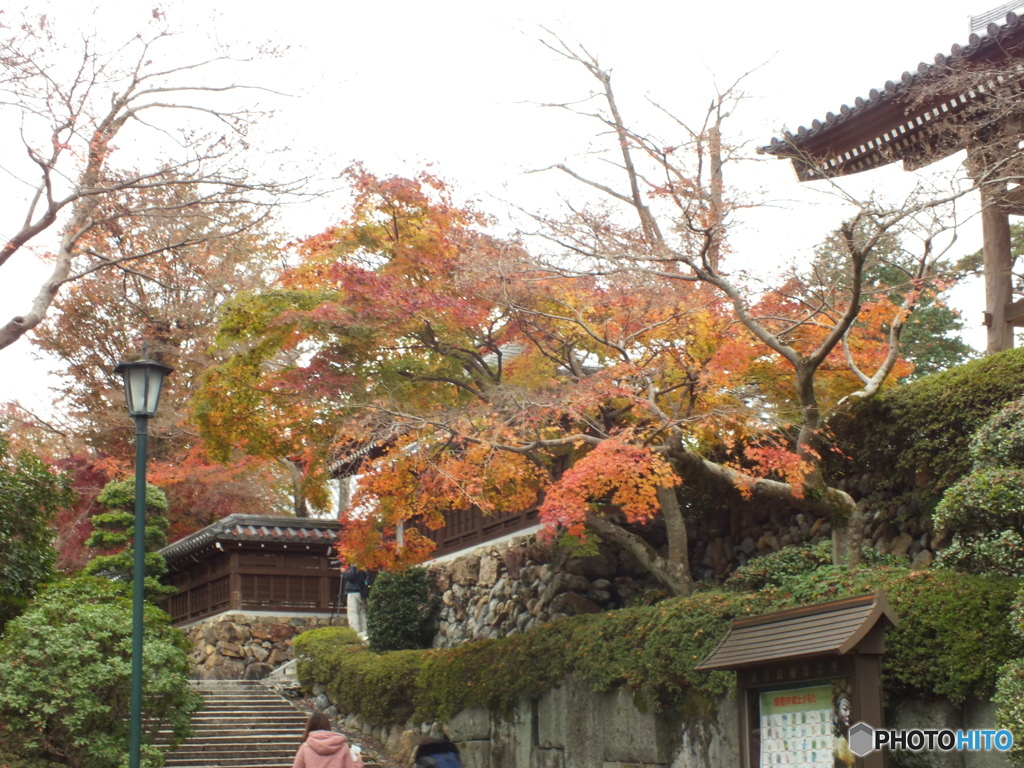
[969,399,1024,470]
[294,626,425,724]
[0,577,201,768]
[764,567,1022,704]
[366,568,437,653]
[84,480,175,599]
[933,468,1024,535]
[935,530,1024,577]
[726,542,901,591]
[726,542,832,591]
[995,659,1024,766]
[826,348,1024,494]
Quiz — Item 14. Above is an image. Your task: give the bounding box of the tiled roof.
[760,11,1024,180]
[696,592,897,671]
[160,513,340,564]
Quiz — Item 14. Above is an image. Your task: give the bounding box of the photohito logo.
[848,722,1014,756]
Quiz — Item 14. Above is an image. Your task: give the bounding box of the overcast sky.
[1,0,1006,414]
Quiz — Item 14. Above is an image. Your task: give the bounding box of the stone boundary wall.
[307,681,1007,768]
[186,612,343,680]
[429,535,660,649]
[428,504,936,648]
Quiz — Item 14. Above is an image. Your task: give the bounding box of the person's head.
[302,712,331,742]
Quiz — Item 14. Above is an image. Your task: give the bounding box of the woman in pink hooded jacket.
[292,713,364,768]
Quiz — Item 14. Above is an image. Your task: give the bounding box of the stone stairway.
[161,679,327,768]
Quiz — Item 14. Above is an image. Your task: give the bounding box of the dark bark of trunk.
[585,489,694,596]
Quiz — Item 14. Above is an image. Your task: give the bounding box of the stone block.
[452,556,480,586]
[456,740,491,768]
[888,532,915,557]
[560,676,606,768]
[490,700,533,768]
[394,728,421,765]
[202,658,245,680]
[479,555,500,587]
[673,694,739,768]
[537,685,567,748]
[218,641,245,658]
[243,662,273,680]
[446,707,491,741]
[218,621,250,644]
[603,688,673,764]
[964,699,1011,768]
[550,592,601,616]
[532,748,565,768]
[887,697,962,768]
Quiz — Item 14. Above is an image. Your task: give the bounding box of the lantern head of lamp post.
[114,357,173,419]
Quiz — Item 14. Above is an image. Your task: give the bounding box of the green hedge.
[826,348,1024,496]
[295,568,1022,725]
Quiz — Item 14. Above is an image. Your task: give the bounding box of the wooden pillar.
[968,146,1016,354]
[228,551,242,610]
[981,184,1015,354]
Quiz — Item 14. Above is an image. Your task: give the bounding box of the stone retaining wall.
[309,683,1007,768]
[427,502,936,648]
[185,612,343,680]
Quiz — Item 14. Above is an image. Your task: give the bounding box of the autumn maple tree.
[196,43,966,594]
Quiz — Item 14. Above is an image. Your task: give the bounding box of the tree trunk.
[585,487,693,596]
[280,457,308,518]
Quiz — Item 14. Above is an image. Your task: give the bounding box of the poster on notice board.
[758,680,855,767]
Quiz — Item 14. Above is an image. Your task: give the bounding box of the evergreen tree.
[83,479,176,598]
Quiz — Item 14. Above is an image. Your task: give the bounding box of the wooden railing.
[410,505,540,558]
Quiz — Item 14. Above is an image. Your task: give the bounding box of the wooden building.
[761,11,1024,354]
[159,514,342,626]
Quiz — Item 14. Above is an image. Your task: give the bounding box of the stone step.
[163,722,307,733]
[196,704,303,714]
[161,680,384,768]
[164,758,297,768]
[168,759,381,768]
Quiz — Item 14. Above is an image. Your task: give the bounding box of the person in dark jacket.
[342,564,368,640]
[413,736,462,767]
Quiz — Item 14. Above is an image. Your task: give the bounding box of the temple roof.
[760,11,1024,180]
[160,513,340,565]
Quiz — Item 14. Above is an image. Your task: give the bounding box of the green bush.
[726,542,833,590]
[295,627,426,724]
[995,659,1024,766]
[933,467,1024,535]
[366,568,437,652]
[0,436,74,630]
[969,399,1024,470]
[764,567,1022,704]
[934,530,1024,577]
[726,543,902,591]
[826,348,1024,495]
[0,577,202,768]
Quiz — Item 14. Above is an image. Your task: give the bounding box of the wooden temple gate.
[761,10,1024,355]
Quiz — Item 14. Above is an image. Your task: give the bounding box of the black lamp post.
[115,354,172,768]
